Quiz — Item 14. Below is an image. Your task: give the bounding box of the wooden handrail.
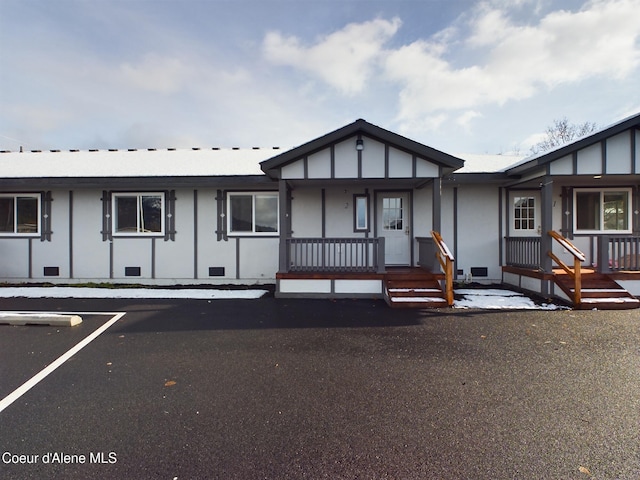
[431,231,454,306]
[547,230,584,305]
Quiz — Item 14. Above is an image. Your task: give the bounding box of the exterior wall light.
[356,138,364,151]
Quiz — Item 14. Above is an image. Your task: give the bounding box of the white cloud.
[118,54,193,94]
[457,110,482,128]
[263,17,401,95]
[385,0,640,127]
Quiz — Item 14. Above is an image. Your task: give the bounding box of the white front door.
[378,192,411,265]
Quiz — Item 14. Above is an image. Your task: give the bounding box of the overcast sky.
[1,0,639,156]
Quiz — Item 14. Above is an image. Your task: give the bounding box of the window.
[354,194,368,231]
[574,188,631,233]
[382,197,403,231]
[0,194,40,235]
[228,192,278,235]
[514,196,536,231]
[112,192,164,235]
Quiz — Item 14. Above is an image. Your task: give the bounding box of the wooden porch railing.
[504,236,541,269]
[286,237,385,273]
[597,236,640,272]
[548,230,585,305]
[431,231,454,306]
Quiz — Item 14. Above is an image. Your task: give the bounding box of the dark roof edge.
[260,119,465,177]
[0,175,274,189]
[507,111,640,174]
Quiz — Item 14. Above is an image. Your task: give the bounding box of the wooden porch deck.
[503,266,640,310]
[277,267,449,308]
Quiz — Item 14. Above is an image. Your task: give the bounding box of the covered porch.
[276,232,455,308]
[503,232,640,309]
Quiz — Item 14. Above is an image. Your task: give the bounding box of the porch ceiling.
[505,173,640,189]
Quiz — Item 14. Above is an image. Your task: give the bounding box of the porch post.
[540,176,554,296]
[278,179,289,272]
[432,176,442,233]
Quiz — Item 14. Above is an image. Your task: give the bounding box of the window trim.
[0,193,41,237]
[353,194,369,232]
[111,192,166,237]
[513,195,537,232]
[226,191,279,237]
[573,187,633,234]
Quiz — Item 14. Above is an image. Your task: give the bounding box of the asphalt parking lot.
[1,296,639,479]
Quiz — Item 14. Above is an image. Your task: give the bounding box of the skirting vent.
[43,267,60,277]
[209,267,225,277]
[125,267,141,277]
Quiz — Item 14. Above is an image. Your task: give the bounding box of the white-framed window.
[354,194,368,231]
[227,192,278,235]
[513,196,536,231]
[112,192,165,235]
[0,194,40,235]
[574,188,632,234]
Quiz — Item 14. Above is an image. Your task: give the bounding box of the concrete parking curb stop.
[0,313,83,327]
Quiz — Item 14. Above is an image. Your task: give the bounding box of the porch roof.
[505,111,640,176]
[260,119,465,179]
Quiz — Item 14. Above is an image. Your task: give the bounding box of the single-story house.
[1,113,639,309]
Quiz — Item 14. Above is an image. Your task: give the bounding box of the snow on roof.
[454,153,526,173]
[0,147,526,179]
[0,147,282,178]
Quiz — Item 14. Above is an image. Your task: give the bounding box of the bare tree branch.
[530,117,597,154]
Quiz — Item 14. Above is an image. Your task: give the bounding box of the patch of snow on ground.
[0,287,268,300]
[454,288,560,310]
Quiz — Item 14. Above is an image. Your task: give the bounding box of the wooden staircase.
[553,271,640,310]
[383,231,455,309]
[384,273,448,308]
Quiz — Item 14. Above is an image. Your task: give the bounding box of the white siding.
[576,143,602,175]
[112,238,152,279]
[416,158,439,177]
[282,159,305,179]
[606,131,632,174]
[334,140,358,178]
[238,237,279,279]
[0,240,30,278]
[155,188,194,279]
[412,187,433,238]
[32,190,70,279]
[388,147,412,178]
[636,130,640,173]
[324,187,361,237]
[453,185,501,281]
[307,149,331,179]
[72,190,110,279]
[549,154,573,175]
[291,189,322,237]
[361,138,386,178]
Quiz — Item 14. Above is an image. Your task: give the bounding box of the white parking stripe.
[0,312,126,414]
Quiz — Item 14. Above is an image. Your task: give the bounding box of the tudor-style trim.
[69,190,74,278]
[321,188,326,238]
[194,190,199,279]
[507,112,640,176]
[260,119,464,178]
[632,129,637,174]
[384,144,390,179]
[432,174,442,233]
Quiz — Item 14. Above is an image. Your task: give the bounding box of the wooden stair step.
[383,274,448,308]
